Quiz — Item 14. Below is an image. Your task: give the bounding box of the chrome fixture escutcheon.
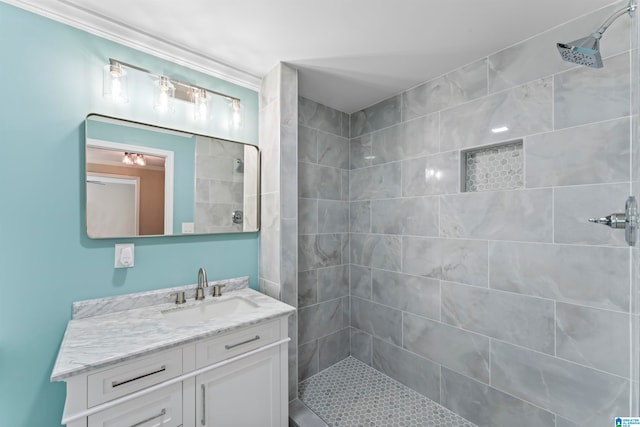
[589,196,638,246]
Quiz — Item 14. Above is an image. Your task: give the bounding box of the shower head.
[556,34,603,68]
[557,2,635,68]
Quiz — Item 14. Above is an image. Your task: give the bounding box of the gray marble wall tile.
[556,302,630,377]
[349,233,402,271]
[349,200,371,233]
[525,118,630,188]
[318,265,349,302]
[298,340,318,382]
[372,338,441,402]
[259,192,280,284]
[441,367,556,427]
[342,296,350,327]
[318,200,348,233]
[350,328,372,365]
[317,131,349,169]
[371,197,438,236]
[209,181,244,205]
[342,112,350,138]
[491,340,629,427]
[260,64,279,108]
[341,170,349,201]
[403,59,488,120]
[318,328,350,371]
[440,78,552,151]
[298,125,317,164]
[488,3,630,93]
[402,151,460,196]
[350,265,372,300]
[298,270,317,308]
[371,114,439,164]
[281,219,297,306]
[403,237,489,287]
[259,100,280,194]
[554,183,629,247]
[351,297,402,346]
[280,64,298,127]
[341,234,350,265]
[350,162,401,201]
[281,130,298,221]
[289,313,298,401]
[350,134,372,170]
[299,96,342,135]
[351,95,402,138]
[298,298,344,344]
[442,282,555,354]
[299,163,341,200]
[298,198,318,234]
[439,189,553,242]
[372,269,440,320]
[490,241,629,312]
[403,313,490,383]
[554,52,630,130]
[299,234,344,271]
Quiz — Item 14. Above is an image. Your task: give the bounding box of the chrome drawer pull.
[201,384,206,426]
[130,408,166,427]
[111,365,166,388]
[225,335,261,350]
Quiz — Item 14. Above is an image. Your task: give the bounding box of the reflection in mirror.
[85,114,259,238]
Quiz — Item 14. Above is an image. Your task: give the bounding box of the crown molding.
[2,0,262,91]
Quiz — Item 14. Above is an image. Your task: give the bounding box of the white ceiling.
[7,0,619,113]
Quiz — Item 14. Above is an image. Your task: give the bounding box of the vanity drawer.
[88,382,182,427]
[195,320,280,368]
[87,348,182,407]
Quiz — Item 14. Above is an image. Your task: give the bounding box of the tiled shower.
[259,2,640,427]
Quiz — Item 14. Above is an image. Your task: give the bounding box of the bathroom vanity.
[51,277,295,427]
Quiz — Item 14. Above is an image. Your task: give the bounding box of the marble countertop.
[51,284,295,382]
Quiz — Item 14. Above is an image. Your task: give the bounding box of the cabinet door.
[87,382,182,427]
[196,346,281,427]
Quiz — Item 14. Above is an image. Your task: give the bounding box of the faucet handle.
[173,291,186,304]
[212,284,226,297]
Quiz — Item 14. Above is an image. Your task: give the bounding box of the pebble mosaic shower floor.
[299,357,478,427]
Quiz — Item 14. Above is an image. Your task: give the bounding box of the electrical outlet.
[114,243,134,268]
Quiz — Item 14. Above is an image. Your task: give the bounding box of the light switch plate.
[114,243,135,268]
[181,222,194,234]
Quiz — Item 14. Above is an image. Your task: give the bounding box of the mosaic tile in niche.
[464,141,523,192]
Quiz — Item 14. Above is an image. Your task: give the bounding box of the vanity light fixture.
[122,152,134,165]
[103,58,242,128]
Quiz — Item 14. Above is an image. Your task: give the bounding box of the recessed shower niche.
[462,140,523,192]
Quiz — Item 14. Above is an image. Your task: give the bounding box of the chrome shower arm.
[594,2,636,38]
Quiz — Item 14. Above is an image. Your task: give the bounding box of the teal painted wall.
[0,4,260,426]
[86,119,197,232]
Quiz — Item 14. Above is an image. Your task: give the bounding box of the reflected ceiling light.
[154,76,175,113]
[103,62,127,103]
[122,152,146,167]
[425,168,442,181]
[103,58,242,127]
[491,126,509,133]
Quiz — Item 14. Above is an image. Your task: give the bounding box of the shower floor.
[298,357,477,427]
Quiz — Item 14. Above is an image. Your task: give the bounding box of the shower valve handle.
[588,196,638,246]
[588,213,626,229]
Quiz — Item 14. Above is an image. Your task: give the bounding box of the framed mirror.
[85,114,259,238]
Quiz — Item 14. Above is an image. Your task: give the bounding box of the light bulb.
[103,62,127,103]
[135,154,146,166]
[122,152,134,165]
[194,88,208,120]
[154,76,174,113]
[229,99,242,129]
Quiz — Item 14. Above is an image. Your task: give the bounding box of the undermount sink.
[162,297,259,324]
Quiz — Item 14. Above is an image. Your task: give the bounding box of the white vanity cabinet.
[59,317,289,427]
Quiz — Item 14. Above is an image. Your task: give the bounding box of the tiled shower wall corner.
[297,96,351,383]
[259,63,299,400]
[347,4,635,427]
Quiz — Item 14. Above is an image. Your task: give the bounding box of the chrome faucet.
[196,267,208,300]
